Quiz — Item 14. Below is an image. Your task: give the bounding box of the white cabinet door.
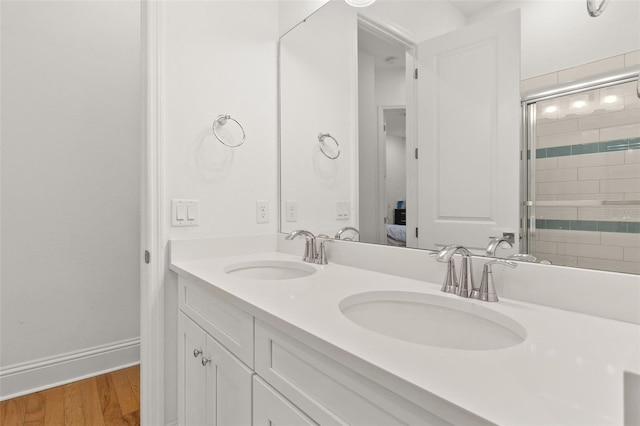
[179,312,254,426]
[253,376,317,426]
[179,312,208,426]
[416,10,521,251]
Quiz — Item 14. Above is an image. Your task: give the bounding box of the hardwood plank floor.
[0,365,140,426]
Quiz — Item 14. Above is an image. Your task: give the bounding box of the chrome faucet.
[315,236,334,265]
[285,230,316,263]
[435,245,475,298]
[474,259,517,302]
[335,226,359,241]
[486,236,513,257]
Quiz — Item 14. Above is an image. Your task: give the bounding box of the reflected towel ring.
[212,114,246,148]
[317,133,340,159]
[586,0,609,17]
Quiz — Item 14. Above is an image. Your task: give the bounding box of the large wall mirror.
[280,0,640,274]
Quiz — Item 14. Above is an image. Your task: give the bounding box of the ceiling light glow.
[544,106,558,114]
[572,100,587,109]
[344,0,376,7]
[603,95,618,104]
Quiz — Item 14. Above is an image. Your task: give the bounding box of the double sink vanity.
[170,234,640,425]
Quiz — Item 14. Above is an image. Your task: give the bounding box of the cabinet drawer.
[253,376,317,426]
[255,320,450,426]
[179,276,254,367]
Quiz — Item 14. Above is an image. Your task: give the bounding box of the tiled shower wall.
[523,53,640,274]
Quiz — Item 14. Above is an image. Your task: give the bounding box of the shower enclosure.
[522,70,640,274]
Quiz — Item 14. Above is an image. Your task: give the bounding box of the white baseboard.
[0,337,140,401]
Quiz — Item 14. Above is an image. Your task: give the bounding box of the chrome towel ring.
[586,0,609,17]
[317,133,340,159]
[212,114,246,148]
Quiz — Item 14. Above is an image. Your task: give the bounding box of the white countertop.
[171,250,640,425]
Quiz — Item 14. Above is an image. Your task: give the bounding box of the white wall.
[1,0,140,396]
[161,1,279,421]
[469,0,640,79]
[278,0,330,37]
[375,68,406,106]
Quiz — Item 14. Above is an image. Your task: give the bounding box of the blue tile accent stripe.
[536,219,640,233]
[534,137,640,159]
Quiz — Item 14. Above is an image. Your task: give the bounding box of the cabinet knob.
[201,357,211,366]
[193,348,202,358]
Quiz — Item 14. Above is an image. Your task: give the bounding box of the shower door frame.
[520,67,640,256]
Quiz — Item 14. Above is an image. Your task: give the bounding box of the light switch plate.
[171,199,199,227]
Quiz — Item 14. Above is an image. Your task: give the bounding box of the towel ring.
[586,0,609,16]
[317,133,340,160]
[212,114,246,148]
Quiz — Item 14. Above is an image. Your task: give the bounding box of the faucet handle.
[315,237,334,265]
[472,259,517,302]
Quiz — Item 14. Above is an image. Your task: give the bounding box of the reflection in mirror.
[280,0,640,275]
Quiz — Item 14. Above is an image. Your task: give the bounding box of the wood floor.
[0,365,140,426]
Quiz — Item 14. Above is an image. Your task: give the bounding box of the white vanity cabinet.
[178,312,253,426]
[177,276,457,426]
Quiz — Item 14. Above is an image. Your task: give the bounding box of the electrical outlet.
[256,200,269,224]
[285,201,297,222]
[336,201,350,221]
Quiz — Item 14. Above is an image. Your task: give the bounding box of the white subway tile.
[576,257,640,274]
[536,206,578,220]
[600,179,640,193]
[537,119,578,137]
[626,150,640,164]
[521,72,558,93]
[536,168,578,182]
[537,130,599,149]
[624,247,640,262]
[536,194,558,201]
[557,151,625,168]
[578,164,640,180]
[600,123,640,141]
[558,56,626,83]
[559,193,624,201]
[578,206,640,222]
[536,157,558,170]
[579,109,640,131]
[625,50,640,67]
[625,193,640,200]
[536,229,600,244]
[537,180,599,195]
[558,242,623,260]
[601,232,640,248]
[533,240,558,254]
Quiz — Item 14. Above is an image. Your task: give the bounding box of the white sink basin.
[224,260,316,280]
[340,291,526,351]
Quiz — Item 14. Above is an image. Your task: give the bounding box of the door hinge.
[414,68,418,79]
[415,227,419,238]
[383,123,386,132]
[144,250,151,264]
[415,148,419,159]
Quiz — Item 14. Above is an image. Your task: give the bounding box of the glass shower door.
[524,77,640,274]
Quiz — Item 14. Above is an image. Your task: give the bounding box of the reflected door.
[415,11,521,251]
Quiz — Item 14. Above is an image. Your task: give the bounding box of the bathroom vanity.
[170,236,639,425]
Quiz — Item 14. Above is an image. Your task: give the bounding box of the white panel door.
[416,11,520,251]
